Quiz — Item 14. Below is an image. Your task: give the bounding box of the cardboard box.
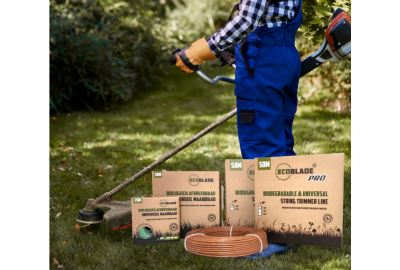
[225,159,255,226]
[152,171,221,238]
[131,197,180,245]
[255,153,344,248]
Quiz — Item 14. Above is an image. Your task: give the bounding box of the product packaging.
[255,153,344,248]
[152,171,221,237]
[225,159,255,226]
[131,197,180,245]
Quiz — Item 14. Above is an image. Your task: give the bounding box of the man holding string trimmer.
[171,0,303,256]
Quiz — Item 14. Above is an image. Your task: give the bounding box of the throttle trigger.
[172,48,181,55]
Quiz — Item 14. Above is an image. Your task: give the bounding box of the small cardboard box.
[255,153,344,248]
[225,159,255,226]
[131,197,180,245]
[152,171,221,238]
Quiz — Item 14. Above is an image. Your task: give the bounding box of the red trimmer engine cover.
[326,9,351,52]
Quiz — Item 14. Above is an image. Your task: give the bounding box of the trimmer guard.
[96,200,132,230]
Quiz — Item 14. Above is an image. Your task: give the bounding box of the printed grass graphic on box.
[132,223,180,245]
[225,217,255,227]
[257,218,342,248]
[180,221,220,238]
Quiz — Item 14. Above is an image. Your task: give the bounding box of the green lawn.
[50,65,351,269]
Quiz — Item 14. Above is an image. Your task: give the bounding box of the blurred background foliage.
[50,0,166,111]
[50,0,351,113]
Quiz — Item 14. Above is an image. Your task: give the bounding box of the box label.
[258,157,271,170]
[230,160,243,171]
[154,172,162,178]
[134,198,142,203]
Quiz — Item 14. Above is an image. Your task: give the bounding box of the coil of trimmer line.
[184,226,267,257]
[138,227,153,239]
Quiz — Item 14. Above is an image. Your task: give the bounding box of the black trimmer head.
[77,208,105,224]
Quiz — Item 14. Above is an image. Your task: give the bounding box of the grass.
[50,65,351,269]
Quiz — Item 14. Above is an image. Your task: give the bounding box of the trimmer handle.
[169,47,235,85]
[170,47,235,67]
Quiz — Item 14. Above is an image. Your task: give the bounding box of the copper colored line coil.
[184,226,268,258]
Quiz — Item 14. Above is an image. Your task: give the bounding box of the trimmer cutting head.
[77,209,105,224]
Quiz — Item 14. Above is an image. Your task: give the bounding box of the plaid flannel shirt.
[206,0,299,54]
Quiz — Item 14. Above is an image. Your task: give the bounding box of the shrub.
[162,0,236,51]
[299,1,351,110]
[300,0,351,45]
[50,0,166,112]
[297,37,351,110]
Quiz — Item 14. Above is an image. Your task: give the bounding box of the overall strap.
[232,0,291,78]
[228,2,240,22]
[239,37,254,78]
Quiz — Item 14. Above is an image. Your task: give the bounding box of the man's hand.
[169,38,216,74]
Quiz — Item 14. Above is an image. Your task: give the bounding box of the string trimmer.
[77,8,351,230]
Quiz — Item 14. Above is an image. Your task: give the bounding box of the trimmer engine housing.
[300,8,351,76]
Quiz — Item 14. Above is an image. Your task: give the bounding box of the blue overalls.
[234,0,303,159]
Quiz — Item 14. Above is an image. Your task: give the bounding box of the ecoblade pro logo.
[275,163,315,181]
[188,174,214,186]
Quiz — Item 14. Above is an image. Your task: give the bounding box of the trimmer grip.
[218,51,236,66]
[300,56,322,77]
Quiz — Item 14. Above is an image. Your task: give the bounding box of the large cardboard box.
[131,197,180,245]
[225,159,255,226]
[152,171,221,238]
[255,153,344,248]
